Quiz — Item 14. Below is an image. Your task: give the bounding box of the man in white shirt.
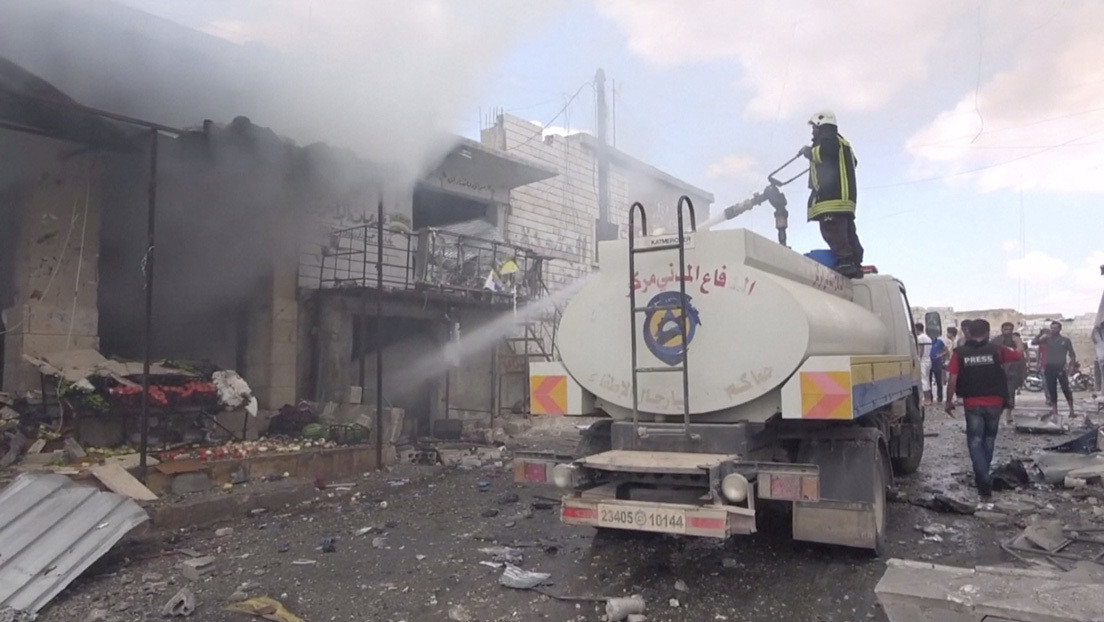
[915,322,933,405]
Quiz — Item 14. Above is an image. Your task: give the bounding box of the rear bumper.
[561,496,755,538]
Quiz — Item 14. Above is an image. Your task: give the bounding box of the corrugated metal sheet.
[0,473,148,614]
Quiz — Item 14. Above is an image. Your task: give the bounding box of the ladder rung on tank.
[627,196,698,447]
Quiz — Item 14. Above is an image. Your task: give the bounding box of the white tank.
[557,228,890,422]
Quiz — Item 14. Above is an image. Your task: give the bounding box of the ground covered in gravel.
[37,392,1104,622]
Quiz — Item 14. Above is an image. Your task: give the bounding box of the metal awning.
[0,56,132,148]
[0,473,149,615]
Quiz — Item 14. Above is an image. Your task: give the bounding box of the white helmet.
[808,110,837,127]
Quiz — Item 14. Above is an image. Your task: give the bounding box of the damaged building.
[0,0,714,448]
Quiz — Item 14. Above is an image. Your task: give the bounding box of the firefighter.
[800,110,863,278]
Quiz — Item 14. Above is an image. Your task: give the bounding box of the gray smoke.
[0,0,565,365]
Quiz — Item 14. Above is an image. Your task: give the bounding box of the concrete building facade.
[912,306,1099,366]
[481,113,715,290]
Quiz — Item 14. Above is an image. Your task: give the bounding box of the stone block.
[170,472,214,495]
[180,556,216,581]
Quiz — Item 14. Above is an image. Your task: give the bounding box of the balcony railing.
[299,221,550,304]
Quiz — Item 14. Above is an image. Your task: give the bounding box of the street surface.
[41,391,1103,622]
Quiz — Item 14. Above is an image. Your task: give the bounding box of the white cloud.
[904,4,1104,193]
[1014,251,1102,316]
[1002,239,1020,253]
[1007,251,1068,283]
[595,0,963,118]
[705,154,759,182]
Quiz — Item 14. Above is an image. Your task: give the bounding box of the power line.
[868,126,1104,190]
[505,81,593,152]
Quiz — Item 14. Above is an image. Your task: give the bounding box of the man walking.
[993,322,1027,424]
[945,319,1023,498]
[1092,321,1104,392]
[1032,321,1078,424]
[930,330,948,402]
[915,323,933,405]
[800,110,863,278]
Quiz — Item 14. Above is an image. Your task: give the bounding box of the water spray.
[702,150,810,247]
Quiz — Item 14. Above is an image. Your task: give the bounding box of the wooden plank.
[90,463,158,501]
[154,460,205,475]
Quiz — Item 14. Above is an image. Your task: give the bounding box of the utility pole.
[594,68,617,259]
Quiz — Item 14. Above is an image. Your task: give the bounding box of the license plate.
[597,504,686,534]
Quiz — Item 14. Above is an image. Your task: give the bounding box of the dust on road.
[40,392,1103,622]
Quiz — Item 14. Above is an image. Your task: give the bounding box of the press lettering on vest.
[963,355,997,366]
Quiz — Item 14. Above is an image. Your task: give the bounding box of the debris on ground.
[161,587,196,617]
[89,462,159,501]
[605,595,646,621]
[447,604,473,621]
[911,493,976,515]
[1014,412,1067,434]
[990,459,1031,491]
[181,556,217,580]
[499,564,550,589]
[0,473,149,616]
[478,546,522,564]
[1036,453,1104,485]
[1046,428,1101,454]
[1002,522,1104,570]
[224,597,302,622]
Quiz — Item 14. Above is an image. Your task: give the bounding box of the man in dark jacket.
[945,319,1023,498]
[801,110,863,278]
[1032,321,1078,425]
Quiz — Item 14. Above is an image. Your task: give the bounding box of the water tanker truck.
[516,193,924,554]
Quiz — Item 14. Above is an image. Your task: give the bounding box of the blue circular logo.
[643,291,701,366]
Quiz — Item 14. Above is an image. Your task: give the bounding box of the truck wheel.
[871,446,888,557]
[890,398,924,475]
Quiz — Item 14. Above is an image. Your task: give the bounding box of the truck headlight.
[551,464,578,489]
[721,473,749,503]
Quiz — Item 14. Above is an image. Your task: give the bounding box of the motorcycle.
[1023,372,1044,392]
[1071,370,1094,392]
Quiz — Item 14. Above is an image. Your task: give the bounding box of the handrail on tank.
[628,201,648,239]
[627,201,647,439]
[676,195,697,234]
[674,196,694,439]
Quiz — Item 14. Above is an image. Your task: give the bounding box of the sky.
[101,1,1104,316]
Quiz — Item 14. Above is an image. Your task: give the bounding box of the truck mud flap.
[792,427,890,551]
[562,497,755,539]
[793,500,878,550]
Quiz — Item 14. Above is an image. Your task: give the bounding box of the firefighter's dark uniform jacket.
[807,125,857,221]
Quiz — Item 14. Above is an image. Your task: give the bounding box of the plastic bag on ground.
[499,564,550,589]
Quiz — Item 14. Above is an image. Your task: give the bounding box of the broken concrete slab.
[1067,462,1104,483]
[875,558,1104,622]
[1022,520,1067,553]
[62,437,86,461]
[1036,452,1104,485]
